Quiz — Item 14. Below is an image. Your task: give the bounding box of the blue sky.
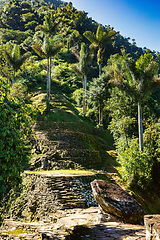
[65,0,160,52]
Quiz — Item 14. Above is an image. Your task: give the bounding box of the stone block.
[144,215,160,240]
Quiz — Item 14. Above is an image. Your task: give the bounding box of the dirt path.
[0,207,146,239]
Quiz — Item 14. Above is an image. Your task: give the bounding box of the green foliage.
[87,73,110,124]
[117,138,154,189]
[53,63,81,93]
[107,87,137,149]
[0,79,34,201]
[4,43,31,70]
[3,43,31,84]
[117,121,160,190]
[0,28,32,44]
[143,120,160,161]
[72,88,83,106]
[84,24,115,75]
[0,0,39,31]
[89,74,109,102]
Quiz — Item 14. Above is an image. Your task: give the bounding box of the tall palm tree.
[35,13,62,103]
[109,52,160,151]
[72,42,93,114]
[36,14,61,37]
[84,24,115,76]
[32,37,62,106]
[4,44,30,84]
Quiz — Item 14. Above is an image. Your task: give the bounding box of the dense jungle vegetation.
[0,0,160,215]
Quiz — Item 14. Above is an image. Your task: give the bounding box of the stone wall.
[9,172,103,221]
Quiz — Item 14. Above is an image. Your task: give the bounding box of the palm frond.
[96,25,104,41]
[42,37,50,55]
[36,16,61,36]
[71,47,80,60]
[107,30,115,39]
[83,31,98,45]
[4,50,15,67]
[15,52,31,70]
[71,64,83,77]
[12,44,20,61]
[123,59,137,85]
[49,42,63,57]
[32,43,46,58]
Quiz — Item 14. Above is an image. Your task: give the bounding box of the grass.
[24,169,95,175]
[31,91,84,123]
[7,229,28,235]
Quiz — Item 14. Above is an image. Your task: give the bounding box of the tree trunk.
[138,100,143,151]
[98,101,103,125]
[99,64,102,76]
[13,70,15,84]
[51,57,54,78]
[49,56,52,101]
[46,58,49,108]
[84,75,87,115]
[82,77,85,115]
[101,106,103,124]
[99,102,101,125]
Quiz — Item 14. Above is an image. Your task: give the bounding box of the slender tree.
[84,24,115,76]
[72,42,93,114]
[109,52,160,151]
[88,73,109,125]
[35,14,62,101]
[32,37,62,106]
[4,44,30,84]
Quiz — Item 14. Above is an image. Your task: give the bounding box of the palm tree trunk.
[138,100,143,151]
[46,58,49,108]
[101,107,103,124]
[98,100,104,125]
[13,70,15,84]
[84,75,87,115]
[51,57,54,78]
[49,56,52,101]
[82,77,85,115]
[99,64,102,76]
[99,102,101,125]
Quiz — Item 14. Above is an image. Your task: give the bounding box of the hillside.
[0,0,160,225]
[28,91,117,172]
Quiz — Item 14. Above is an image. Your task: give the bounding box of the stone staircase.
[9,172,99,221]
[45,176,86,209]
[30,121,113,171]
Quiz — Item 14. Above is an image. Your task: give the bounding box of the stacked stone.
[144,215,160,240]
[10,173,98,221]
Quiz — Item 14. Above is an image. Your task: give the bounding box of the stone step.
[60,202,85,209]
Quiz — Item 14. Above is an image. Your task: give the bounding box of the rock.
[144,215,160,240]
[91,179,144,224]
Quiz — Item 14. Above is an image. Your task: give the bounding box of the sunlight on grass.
[25,169,95,175]
[7,229,28,235]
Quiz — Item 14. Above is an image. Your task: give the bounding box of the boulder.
[91,179,144,224]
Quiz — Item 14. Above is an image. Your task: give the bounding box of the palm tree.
[72,42,93,114]
[4,44,30,84]
[32,37,62,106]
[35,13,62,105]
[84,24,115,76]
[109,52,160,151]
[36,14,61,37]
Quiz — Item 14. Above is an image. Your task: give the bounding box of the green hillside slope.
[29,91,117,172]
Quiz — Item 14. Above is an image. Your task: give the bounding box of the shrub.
[0,79,34,201]
[117,138,154,189]
[71,88,83,106]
